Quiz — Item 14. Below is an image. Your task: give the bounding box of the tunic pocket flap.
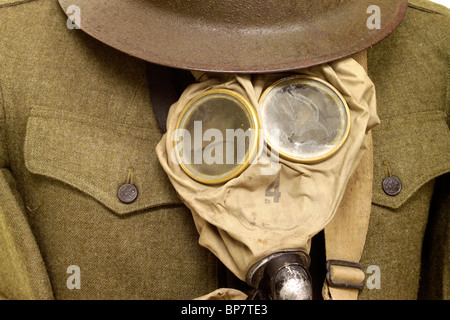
[372,111,450,209]
[24,106,181,215]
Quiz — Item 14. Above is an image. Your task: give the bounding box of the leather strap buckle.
[326,260,365,290]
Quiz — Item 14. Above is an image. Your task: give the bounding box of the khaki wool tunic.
[0,0,448,300]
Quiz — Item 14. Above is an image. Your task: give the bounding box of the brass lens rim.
[259,75,351,163]
[174,89,260,185]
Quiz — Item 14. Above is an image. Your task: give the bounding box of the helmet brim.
[59,0,408,73]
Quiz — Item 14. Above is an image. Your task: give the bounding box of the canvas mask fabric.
[156,57,380,281]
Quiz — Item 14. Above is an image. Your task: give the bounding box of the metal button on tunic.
[118,183,139,203]
[382,176,402,196]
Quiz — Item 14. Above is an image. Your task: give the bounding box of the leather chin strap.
[146,63,196,133]
[322,51,373,300]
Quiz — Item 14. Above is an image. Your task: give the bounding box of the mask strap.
[322,51,372,300]
[146,63,196,133]
[322,133,373,300]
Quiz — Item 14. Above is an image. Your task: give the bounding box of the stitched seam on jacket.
[24,158,183,215]
[0,0,38,9]
[24,116,182,214]
[446,50,449,128]
[0,65,9,168]
[372,110,450,209]
[408,4,445,15]
[29,106,160,140]
[378,109,445,122]
[372,166,450,209]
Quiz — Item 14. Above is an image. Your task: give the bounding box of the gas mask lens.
[174,76,351,184]
[260,75,351,163]
[173,89,260,185]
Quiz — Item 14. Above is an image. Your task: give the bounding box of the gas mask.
[156,57,380,299]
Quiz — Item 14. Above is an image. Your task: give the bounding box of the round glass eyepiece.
[259,76,350,163]
[174,89,259,184]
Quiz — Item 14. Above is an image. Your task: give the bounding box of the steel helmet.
[59,0,407,73]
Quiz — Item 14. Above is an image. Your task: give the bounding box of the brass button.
[382,176,402,196]
[118,184,138,204]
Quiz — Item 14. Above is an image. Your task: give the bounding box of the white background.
[430,0,450,8]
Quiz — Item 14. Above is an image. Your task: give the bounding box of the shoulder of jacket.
[0,0,38,9]
[408,0,450,16]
